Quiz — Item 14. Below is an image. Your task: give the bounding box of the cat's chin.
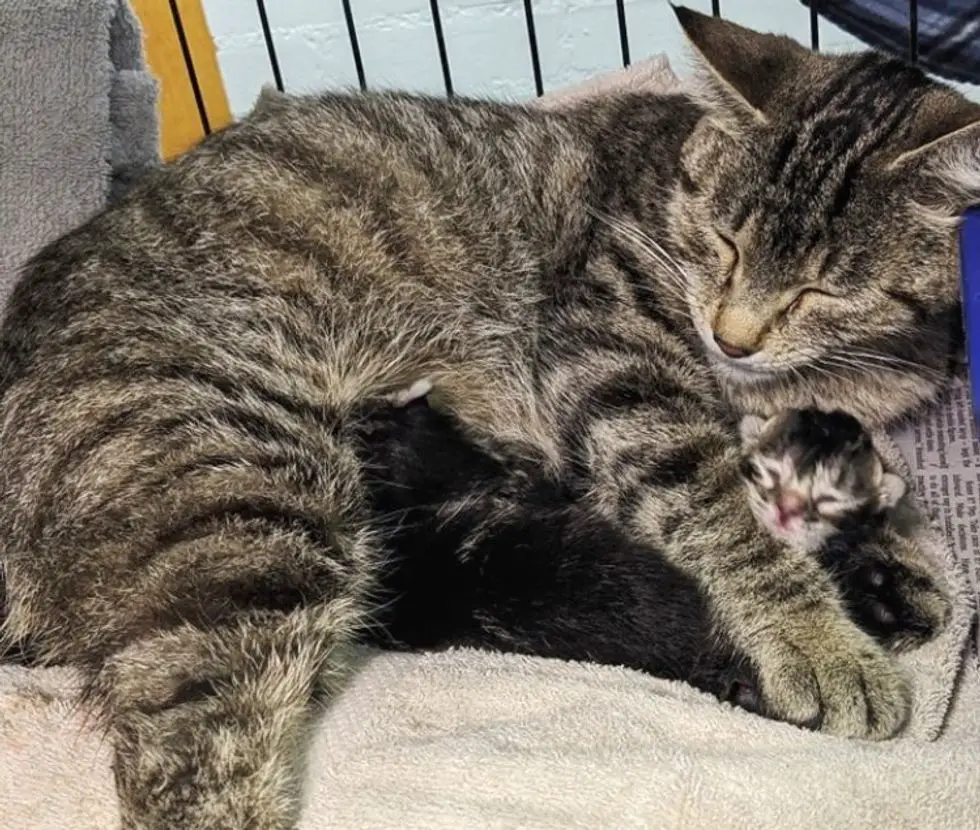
[709,356,774,379]
[707,355,784,390]
[709,351,823,417]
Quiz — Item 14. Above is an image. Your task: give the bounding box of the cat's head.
[738,408,905,553]
[667,7,979,427]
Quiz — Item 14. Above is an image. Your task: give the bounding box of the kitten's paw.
[834,534,952,653]
[689,657,764,715]
[720,672,765,715]
[392,378,433,407]
[752,611,910,739]
[841,561,946,651]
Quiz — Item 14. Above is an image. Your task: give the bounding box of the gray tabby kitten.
[0,7,969,828]
[738,409,906,554]
[739,408,929,651]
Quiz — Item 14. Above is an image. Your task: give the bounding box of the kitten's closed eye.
[738,457,757,482]
[738,454,785,493]
[813,493,847,516]
[814,493,850,518]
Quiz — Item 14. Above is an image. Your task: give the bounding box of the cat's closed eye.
[786,287,838,316]
[714,230,740,275]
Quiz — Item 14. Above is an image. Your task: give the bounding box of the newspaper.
[891,378,980,654]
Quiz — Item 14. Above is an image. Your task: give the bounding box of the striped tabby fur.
[0,7,974,828]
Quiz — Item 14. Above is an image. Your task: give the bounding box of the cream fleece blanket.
[1,54,978,830]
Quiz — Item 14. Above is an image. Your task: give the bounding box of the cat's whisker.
[820,355,889,378]
[839,348,922,366]
[825,344,931,369]
[626,278,694,320]
[799,359,852,384]
[786,365,815,397]
[844,349,945,376]
[620,230,691,293]
[822,351,945,382]
[587,206,692,296]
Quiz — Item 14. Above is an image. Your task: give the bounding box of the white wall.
[201,0,978,117]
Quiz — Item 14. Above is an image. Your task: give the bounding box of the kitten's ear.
[673,5,813,124]
[878,471,907,510]
[738,414,768,445]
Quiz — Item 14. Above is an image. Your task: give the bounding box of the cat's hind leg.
[94,597,358,830]
[1,413,380,829]
[69,508,378,830]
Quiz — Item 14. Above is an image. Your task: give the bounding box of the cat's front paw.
[827,532,952,653]
[750,607,910,739]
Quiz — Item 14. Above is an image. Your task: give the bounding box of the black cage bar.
[175,1,936,137]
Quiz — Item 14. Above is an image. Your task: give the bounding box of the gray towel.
[0,0,159,309]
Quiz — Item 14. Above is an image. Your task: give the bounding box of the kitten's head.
[667,7,979,427]
[738,408,906,553]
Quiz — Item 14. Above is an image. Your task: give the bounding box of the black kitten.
[355,396,763,714]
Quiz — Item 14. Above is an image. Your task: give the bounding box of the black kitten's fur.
[355,396,762,712]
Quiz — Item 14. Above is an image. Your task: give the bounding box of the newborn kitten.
[739,409,921,645]
[738,409,906,554]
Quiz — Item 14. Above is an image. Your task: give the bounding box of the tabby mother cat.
[0,7,971,828]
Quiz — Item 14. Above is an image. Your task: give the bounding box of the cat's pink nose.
[713,332,755,359]
[778,492,805,523]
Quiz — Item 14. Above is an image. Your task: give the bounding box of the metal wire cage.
[170,1,931,139]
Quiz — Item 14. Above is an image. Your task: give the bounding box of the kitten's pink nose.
[778,492,805,524]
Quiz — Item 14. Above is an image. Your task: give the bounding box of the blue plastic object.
[959,206,980,425]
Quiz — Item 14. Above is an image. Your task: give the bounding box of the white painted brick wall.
[202,1,977,118]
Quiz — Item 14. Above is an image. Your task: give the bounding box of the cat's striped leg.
[0,386,380,829]
[82,522,374,830]
[95,607,356,830]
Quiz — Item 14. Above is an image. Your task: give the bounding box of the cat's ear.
[890,90,980,170]
[888,89,980,215]
[738,414,768,445]
[250,85,290,118]
[877,471,907,510]
[673,5,813,125]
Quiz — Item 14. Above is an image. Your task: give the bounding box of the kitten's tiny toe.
[867,568,887,589]
[731,680,762,714]
[689,658,764,716]
[713,663,765,715]
[845,564,903,640]
[873,602,896,627]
